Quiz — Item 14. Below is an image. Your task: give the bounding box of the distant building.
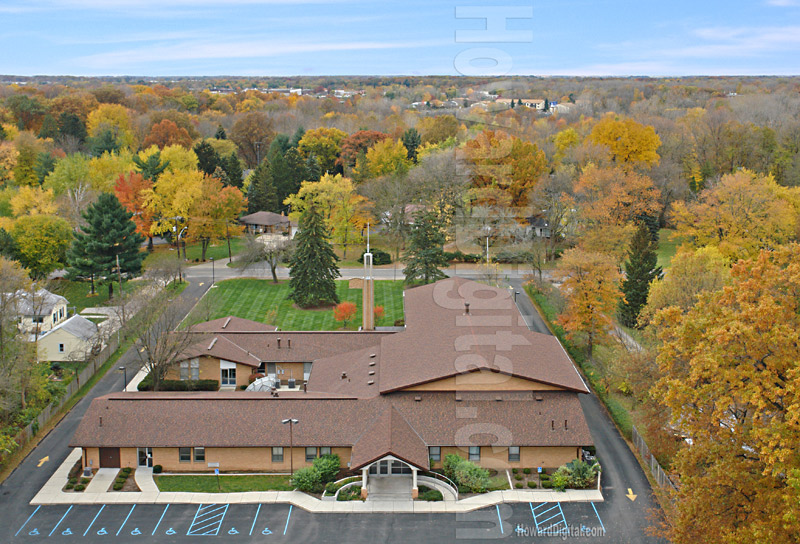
[13,289,68,335]
[35,315,99,363]
[239,211,296,238]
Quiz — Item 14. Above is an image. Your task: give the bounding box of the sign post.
[215,468,220,491]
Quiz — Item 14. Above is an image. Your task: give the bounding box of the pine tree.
[66,193,144,297]
[222,153,243,188]
[619,222,662,328]
[132,151,170,181]
[38,114,59,139]
[288,204,340,308]
[305,152,321,181]
[194,140,221,175]
[247,161,278,214]
[58,112,86,143]
[290,126,305,148]
[403,211,449,285]
[402,128,421,163]
[214,125,227,139]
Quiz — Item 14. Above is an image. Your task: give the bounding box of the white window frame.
[469,446,480,461]
[193,447,205,462]
[272,447,284,463]
[319,447,331,456]
[58,343,65,353]
[179,447,191,463]
[429,446,441,462]
[508,446,520,462]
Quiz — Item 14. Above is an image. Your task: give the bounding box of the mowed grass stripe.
[194,279,404,331]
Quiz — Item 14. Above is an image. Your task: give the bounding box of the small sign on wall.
[208,462,220,468]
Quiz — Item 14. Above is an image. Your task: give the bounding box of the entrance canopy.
[349,407,429,471]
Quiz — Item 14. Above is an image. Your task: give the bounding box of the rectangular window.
[429,446,441,462]
[508,446,520,462]
[221,367,236,386]
[190,359,200,380]
[193,447,205,462]
[305,447,317,462]
[469,446,480,461]
[58,343,65,353]
[179,447,191,462]
[180,361,189,381]
[272,447,284,463]
[319,447,331,457]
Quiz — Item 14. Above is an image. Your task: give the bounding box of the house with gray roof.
[35,314,99,362]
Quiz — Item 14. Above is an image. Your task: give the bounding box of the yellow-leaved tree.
[653,244,800,544]
[86,104,138,150]
[670,170,800,261]
[143,168,205,239]
[587,115,661,168]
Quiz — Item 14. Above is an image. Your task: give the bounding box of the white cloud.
[765,0,800,6]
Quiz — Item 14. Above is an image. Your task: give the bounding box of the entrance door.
[138,447,153,468]
[221,367,236,386]
[99,447,120,468]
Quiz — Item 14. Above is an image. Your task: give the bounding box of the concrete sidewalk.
[31,449,603,512]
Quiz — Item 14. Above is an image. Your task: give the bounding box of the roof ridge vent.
[368,370,375,376]
[367,380,374,385]
[368,361,376,367]
[222,317,231,329]
[208,337,218,350]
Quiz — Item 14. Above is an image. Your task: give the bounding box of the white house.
[35,315,99,362]
[14,289,68,334]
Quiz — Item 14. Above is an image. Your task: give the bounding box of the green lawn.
[48,278,142,314]
[188,279,405,330]
[142,238,245,269]
[656,229,681,269]
[154,474,293,492]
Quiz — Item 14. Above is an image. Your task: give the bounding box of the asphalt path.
[1,262,665,543]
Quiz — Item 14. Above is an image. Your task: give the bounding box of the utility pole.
[116,253,125,326]
[225,220,232,261]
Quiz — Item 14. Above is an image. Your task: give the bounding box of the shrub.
[523,468,531,475]
[358,248,392,265]
[324,481,341,495]
[312,454,341,483]
[564,459,600,489]
[515,482,523,489]
[121,467,132,476]
[541,480,553,489]
[137,375,219,391]
[394,318,405,327]
[248,373,264,384]
[552,468,570,492]
[514,474,523,481]
[73,484,85,492]
[527,481,537,489]
[80,478,90,485]
[113,483,124,491]
[153,465,162,474]
[68,477,77,485]
[239,385,247,390]
[65,483,74,490]
[443,250,481,263]
[443,454,464,481]
[115,477,126,485]
[417,486,443,501]
[495,249,535,264]
[292,467,322,493]
[540,473,551,481]
[336,485,362,501]
[511,468,518,474]
[454,462,490,493]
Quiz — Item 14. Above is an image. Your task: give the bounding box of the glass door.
[221,367,236,386]
[138,447,153,467]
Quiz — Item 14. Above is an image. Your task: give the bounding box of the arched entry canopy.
[358,454,424,500]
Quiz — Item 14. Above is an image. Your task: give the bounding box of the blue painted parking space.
[530,502,568,535]
[187,504,229,536]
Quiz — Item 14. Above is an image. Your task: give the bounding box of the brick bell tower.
[362,224,374,331]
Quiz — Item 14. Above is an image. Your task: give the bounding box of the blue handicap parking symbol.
[262,527,273,535]
[228,528,239,535]
[97,528,108,535]
[62,529,73,535]
[131,528,142,535]
[165,528,176,535]
[28,529,39,536]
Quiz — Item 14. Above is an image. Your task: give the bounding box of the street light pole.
[282,418,299,475]
[116,253,125,326]
[119,366,127,392]
[211,258,215,285]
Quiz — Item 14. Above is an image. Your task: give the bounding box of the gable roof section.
[183,335,262,368]
[239,211,291,227]
[38,315,98,342]
[377,278,588,394]
[350,406,429,470]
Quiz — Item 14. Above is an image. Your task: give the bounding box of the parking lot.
[7,501,611,543]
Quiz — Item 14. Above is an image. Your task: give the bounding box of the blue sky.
[1,0,799,76]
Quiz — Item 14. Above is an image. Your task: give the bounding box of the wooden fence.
[632,425,678,494]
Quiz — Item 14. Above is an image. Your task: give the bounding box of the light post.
[119,366,127,392]
[211,257,215,285]
[282,418,299,475]
[483,226,492,264]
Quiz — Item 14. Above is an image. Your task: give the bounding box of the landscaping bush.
[312,454,341,483]
[394,318,404,327]
[121,467,132,476]
[358,248,392,265]
[74,484,85,492]
[511,468,518,474]
[69,477,77,485]
[65,483,74,490]
[115,477,126,485]
[153,465,162,474]
[416,486,443,501]
[324,481,341,495]
[292,466,322,493]
[541,480,553,489]
[552,468,570,492]
[442,454,463,481]
[80,477,90,485]
[113,483,124,491]
[248,373,265,384]
[336,485,362,501]
[137,375,219,391]
[523,468,531,475]
[443,250,481,263]
[495,249,535,264]
[514,474,523,481]
[527,481,537,489]
[454,462,490,493]
[563,459,600,489]
[515,482,523,489]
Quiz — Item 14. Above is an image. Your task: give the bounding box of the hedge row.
[137,375,219,391]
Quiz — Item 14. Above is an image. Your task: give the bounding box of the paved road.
[0,279,211,543]
[1,264,665,543]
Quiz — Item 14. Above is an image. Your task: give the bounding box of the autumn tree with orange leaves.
[142,119,193,150]
[114,172,155,250]
[333,301,357,329]
[186,176,245,261]
[556,248,621,359]
[653,244,800,544]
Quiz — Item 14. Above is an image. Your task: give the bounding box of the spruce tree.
[194,140,221,175]
[288,204,340,308]
[132,151,170,181]
[402,128,421,163]
[403,211,449,286]
[619,222,662,328]
[214,125,227,140]
[67,193,144,297]
[290,126,305,148]
[247,161,278,214]
[305,152,321,181]
[222,153,243,188]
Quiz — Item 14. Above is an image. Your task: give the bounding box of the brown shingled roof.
[190,316,278,333]
[70,391,593,455]
[183,335,262,368]
[350,406,429,470]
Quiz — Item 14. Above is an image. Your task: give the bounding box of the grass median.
[154,474,293,492]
